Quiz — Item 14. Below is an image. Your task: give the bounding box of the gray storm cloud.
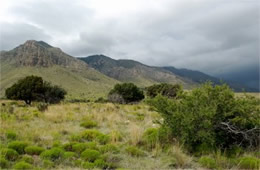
[0,0,259,76]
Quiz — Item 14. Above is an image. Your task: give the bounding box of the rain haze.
[0,0,259,86]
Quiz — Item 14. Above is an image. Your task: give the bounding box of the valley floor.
[0,100,259,169]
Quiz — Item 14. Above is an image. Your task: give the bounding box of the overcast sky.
[0,0,259,75]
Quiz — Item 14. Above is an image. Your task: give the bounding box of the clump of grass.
[40,147,64,161]
[80,119,98,129]
[25,146,45,155]
[82,161,95,169]
[13,161,33,169]
[81,130,110,144]
[5,131,17,140]
[7,141,28,154]
[198,156,217,169]
[64,152,77,160]
[94,158,107,168]
[100,144,120,154]
[109,130,123,144]
[42,160,54,168]
[81,149,101,162]
[168,145,192,168]
[0,158,9,169]
[72,143,89,153]
[0,148,19,161]
[20,155,34,164]
[142,128,159,150]
[125,146,145,157]
[238,156,260,169]
[128,124,143,146]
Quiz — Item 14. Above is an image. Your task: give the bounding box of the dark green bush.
[40,147,64,161]
[0,158,9,169]
[146,83,182,98]
[238,156,260,169]
[13,161,33,169]
[8,141,28,154]
[5,75,66,105]
[0,148,19,161]
[25,146,45,155]
[147,83,260,153]
[108,83,144,104]
[125,146,145,157]
[20,155,34,164]
[100,144,119,154]
[82,161,95,169]
[80,120,98,129]
[5,131,17,140]
[81,149,101,162]
[198,156,217,169]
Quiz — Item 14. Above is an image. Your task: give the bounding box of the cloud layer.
[0,0,259,75]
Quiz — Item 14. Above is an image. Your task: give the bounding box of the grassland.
[0,63,119,100]
[0,100,259,169]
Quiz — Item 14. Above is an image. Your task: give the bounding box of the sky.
[0,0,259,76]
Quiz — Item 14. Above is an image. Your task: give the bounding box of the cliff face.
[0,40,87,69]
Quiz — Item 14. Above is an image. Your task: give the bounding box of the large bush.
[146,83,182,98]
[147,83,260,153]
[5,75,66,104]
[108,83,144,104]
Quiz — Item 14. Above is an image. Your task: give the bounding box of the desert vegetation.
[0,78,259,169]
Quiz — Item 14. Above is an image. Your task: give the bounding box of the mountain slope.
[79,55,196,88]
[0,40,119,100]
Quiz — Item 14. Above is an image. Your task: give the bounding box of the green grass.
[0,100,259,169]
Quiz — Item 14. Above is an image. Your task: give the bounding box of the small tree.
[108,83,144,104]
[146,83,182,98]
[5,76,66,104]
[5,76,45,105]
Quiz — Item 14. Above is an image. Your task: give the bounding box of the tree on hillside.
[146,83,182,98]
[108,83,144,104]
[5,75,66,104]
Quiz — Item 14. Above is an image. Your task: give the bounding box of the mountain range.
[0,40,257,100]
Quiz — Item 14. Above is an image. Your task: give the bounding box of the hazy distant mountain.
[79,55,196,88]
[0,40,118,100]
[163,67,258,92]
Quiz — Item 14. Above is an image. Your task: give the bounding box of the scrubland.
[0,98,259,169]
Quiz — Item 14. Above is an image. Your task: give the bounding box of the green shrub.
[42,160,54,168]
[64,152,77,160]
[238,156,260,169]
[13,161,33,169]
[82,161,95,169]
[25,146,45,155]
[20,155,34,164]
[72,143,88,153]
[100,144,119,154]
[0,158,9,169]
[147,83,260,153]
[108,83,144,104]
[8,141,28,154]
[198,156,217,169]
[63,142,78,151]
[0,148,19,161]
[81,130,103,141]
[142,128,159,149]
[125,146,145,157]
[94,158,107,168]
[81,130,110,144]
[146,83,182,98]
[6,131,17,140]
[81,149,101,162]
[40,147,64,161]
[69,135,82,142]
[97,134,110,145]
[80,120,98,129]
